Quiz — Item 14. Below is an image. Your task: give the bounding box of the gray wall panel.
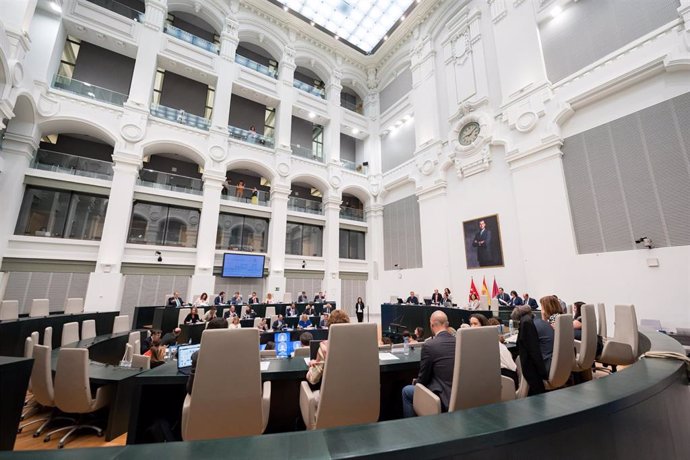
[380,68,412,113]
[381,122,416,173]
[383,195,423,270]
[159,71,208,116]
[72,42,135,95]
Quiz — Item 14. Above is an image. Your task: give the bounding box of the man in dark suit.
[430,289,443,304]
[248,292,259,304]
[161,327,181,346]
[186,318,228,395]
[322,303,333,314]
[272,314,285,330]
[471,220,493,267]
[523,293,539,310]
[230,291,243,305]
[402,311,455,417]
[214,291,226,306]
[223,305,237,319]
[298,291,309,303]
[167,291,185,307]
[406,291,419,304]
[497,288,511,307]
[313,291,326,303]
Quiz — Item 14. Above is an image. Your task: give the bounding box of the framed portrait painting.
[462,214,504,269]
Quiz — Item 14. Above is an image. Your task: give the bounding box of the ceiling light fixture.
[550,5,563,18]
[49,1,62,13]
[283,5,289,11]
[308,112,316,119]
[352,128,360,135]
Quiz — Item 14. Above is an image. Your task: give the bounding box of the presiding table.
[381,303,494,338]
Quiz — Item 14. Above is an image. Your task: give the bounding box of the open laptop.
[177,343,201,375]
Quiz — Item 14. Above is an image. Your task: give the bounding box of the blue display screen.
[274,332,294,358]
[221,253,265,278]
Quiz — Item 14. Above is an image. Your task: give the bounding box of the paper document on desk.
[260,361,270,371]
[304,357,311,366]
[378,352,399,361]
[505,334,518,344]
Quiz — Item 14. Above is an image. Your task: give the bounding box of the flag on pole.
[469,278,479,300]
[481,277,490,298]
[492,277,500,298]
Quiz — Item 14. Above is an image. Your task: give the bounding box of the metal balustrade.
[234,54,277,79]
[31,149,114,180]
[227,125,275,148]
[288,196,324,215]
[164,24,219,54]
[150,104,211,131]
[52,74,128,107]
[340,206,365,222]
[138,168,203,195]
[221,184,270,207]
[293,79,325,99]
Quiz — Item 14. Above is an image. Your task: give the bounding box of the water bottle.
[509,319,514,335]
[403,336,410,356]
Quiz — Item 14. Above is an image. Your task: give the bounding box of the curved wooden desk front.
[2,331,688,459]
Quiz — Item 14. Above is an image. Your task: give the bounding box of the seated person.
[228,316,241,329]
[257,317,269,332]
[286,303,298,317]
[402,311,455,417]
[306,310,350,385]
[186,318,228,394]
[243,306,257,319]
[265,292,275,304]
[147,337,167,368]
[509,291,523,307]
[213,291,226,306]
[298,291,309,303]
[467,293,481,310]
[298,331,313,348]
[303,304,315,316]
[161,327,181,346]
[322,303,333,314]
[313,291,326,303]
[272,314,285,330]
[319,313,329,328]
[297,313,312,329]
[488,317,518,386]
[203,306,218,322]
[247,292,260,304]
[184,307,203,324]
[193,293,210,308]
[469,313,489,327]
[523,293,539,310]
[413,326,425,342]
[512,305,553,396]
[264,340,275,350]
[230,291,243,305]
[141,329,161,354]
[431,289,443,304]
[406,291,419,304]
[167,291,185,307]
[223,305,238,319]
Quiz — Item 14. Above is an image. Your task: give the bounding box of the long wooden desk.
[381,303,493,338]
[0,312,119,357]
[0,357,33,451]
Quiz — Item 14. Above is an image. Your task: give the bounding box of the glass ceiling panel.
[273,0,417,54]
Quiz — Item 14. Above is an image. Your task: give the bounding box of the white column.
[409,34,441,149]
[127,0,166,107]
[275,46,296,152]
[84,153,141,312]
[324,69,342,164]
[364,202,384,322]
[363,91,382,176]
[0,133,38,300]
[2,0,37,34]
[266,184,290,299]
[322,195,341,304]
[211,15,239,130]
[416,184,451,289]
[188,171,224,298]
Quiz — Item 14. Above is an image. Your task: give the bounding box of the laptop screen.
[177,344,200,369]
[274,332,293,358]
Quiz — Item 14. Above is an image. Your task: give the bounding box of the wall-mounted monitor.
[221,253,265,278]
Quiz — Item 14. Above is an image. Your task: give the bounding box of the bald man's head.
[430,311,449,335]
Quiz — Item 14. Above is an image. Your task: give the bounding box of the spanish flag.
[481,277,490,299]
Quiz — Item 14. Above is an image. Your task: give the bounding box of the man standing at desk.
[431,289,443,304]
[402,311,455,417]
[497,288,510,308]
[523,293,539,310]
[167,292,185,307]
[472,219,493,267]
[406,291,420,304]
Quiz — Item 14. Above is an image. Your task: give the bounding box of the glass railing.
[340,206,365,222]
[31,149,114,180]
[138,168,203,195]
[341,98,363,114]
[291,144,324,162]
[52,74,128,107]
[150,104,211,131]
[87,0,143,21]
[293,79,325,99]
[341,159,357,171]
[227,125,275,148]
[164,24,219,54]
[234,54,277,79]
[288,196,323,215]
[221,185,270,207]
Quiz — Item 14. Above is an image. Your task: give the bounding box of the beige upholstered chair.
[44,348,113,448]
[43,326,53,349]
[61,322,80,346]
[123,343,134,362]
[543,314,575,390]
[479,295,489,309]
[378,344,392,351]
[20,334,40,420]
[265,306,276,318]
[181,328,271,441]
[64,298,84,315]
[30,299,50,318]
[164,294,174,306]
[128,331,141,355]
[81,320,96,340]
[599,305,639,370]
[500,375,516,401]
[18,345,75,436]
[389,295,398,304]
[573,304,597,379]
[566,304,573,315]
[300,323,380,430]
[0,300,19,321]
[112,315,129,334]
[283,292,292,303]
[131,354,151,370]
[515,358,529,399]
[177,308,191,326]
[260,349,276,358]
[26,332,39,357]
[293,347,310,357]
[253,317,263,328]
[597,303,608,340]
[413,327,501,416]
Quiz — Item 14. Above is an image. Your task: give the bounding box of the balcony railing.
[341,98,363,114]
[138,169,203,195]
[340,206,365,222]
[228,125,275,148]
[293,79,325,99]
[288,196,323,215]
[52,74,128,107]
[221,184,270,207]
[87,0,143,21]
[164,24,219,54]
[150,104,211,131]
[291,144,324,162]
[235,54,277,79]
[31,149,114,180]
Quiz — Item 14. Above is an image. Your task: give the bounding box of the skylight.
[275,0,416,54]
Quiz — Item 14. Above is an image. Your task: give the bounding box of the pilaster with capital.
[409,33,441,149]
[364,202,384,319]
[127,0,167,107]
[266,184,291,299]
[275,46,297,152]
[363,92,382,177]
[324,69,343,164]
[321,195,342,304]
[211,16,240,130]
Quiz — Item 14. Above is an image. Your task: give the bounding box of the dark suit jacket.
[213,295,224,306]
[525,298,539,310]
[161,332,179,346]
[510,296,524,307]
[430,293,443,304]
[298,295,309,303]
[517,315,548,395]
[168,297,185,307]
[472,228,492,265]
[272,320,284,330]
[314,295,326,303]
[417,330,456,412]
[406,296,420,304]
[248,297,259,304]
[497,293,510,306]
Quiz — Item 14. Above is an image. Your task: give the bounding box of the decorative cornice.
[505,137,563,171]
[415,181,447,201]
